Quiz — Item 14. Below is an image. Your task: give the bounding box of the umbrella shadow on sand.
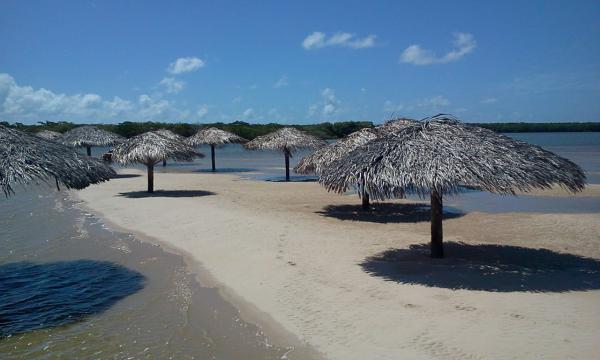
[0,260,144,337]
[110,173,142,179]
[194,168,258,174]
[360,242,600,292]
[117,190,216,198]
[317,203,465,223]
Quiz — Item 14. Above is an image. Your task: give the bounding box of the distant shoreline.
[3,120,600,140]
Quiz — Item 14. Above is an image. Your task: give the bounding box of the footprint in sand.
[455,305,477,311]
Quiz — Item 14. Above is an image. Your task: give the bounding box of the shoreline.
[71,188,323,360]
[74,168,600,359]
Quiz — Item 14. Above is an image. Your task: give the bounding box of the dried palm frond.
[319,115,586,257]
[244,127,327,181]
[244,127,327,153]
[186,127,247,147]
[35,130,62,141]
[1,125,115,196]
[61,126,124,147]
[111,131,202,192]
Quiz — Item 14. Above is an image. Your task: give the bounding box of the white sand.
[74,169,600,360]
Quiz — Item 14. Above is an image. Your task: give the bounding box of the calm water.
[161,132,600,213]
[0,188,315,359]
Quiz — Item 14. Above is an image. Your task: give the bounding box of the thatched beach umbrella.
[61,126,124,156]
[295,119,415,209]
[154,129,186,166]
[186,127,248,172]
[295,127,379,209]
[320,115,586,258]
[1,125,115,196]
[112,131,202,193]
[244,127,327,181]
[36,130,62,141]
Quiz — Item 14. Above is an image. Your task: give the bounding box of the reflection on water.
[0,260,144,337]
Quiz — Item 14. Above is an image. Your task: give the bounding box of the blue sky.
[1,0,599,125]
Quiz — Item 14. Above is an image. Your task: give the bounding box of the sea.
[1,132,599,358]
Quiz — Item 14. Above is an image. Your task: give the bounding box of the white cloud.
[273,75,289,88]
[308,87,340,118]
[418,95,451,107]
[320,88,338,116]
[0,73,194,122]
[196,105,209,119]
[302,31,377,50]
[400,32,476,65]
[481,97,498,104]
[159,77,185,94]
[232,96,243,103]
[307,104,318,118]
[242,108,255,120]
[383,100,405,112]
[167,57,205,74]
[137,94,188,120]
[302,32,326,50]
[383,96,451,114]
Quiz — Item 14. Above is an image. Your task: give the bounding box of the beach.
[74,169,600,360]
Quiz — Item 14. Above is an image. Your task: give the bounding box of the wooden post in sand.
[284,148,290,182]
[147,162,155,193]
[360,178,370,210]
[361,191,370,211]
[211,144,216,172]
[430,190,443,258]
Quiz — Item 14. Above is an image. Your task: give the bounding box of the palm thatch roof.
[154,129,186,143]
[320,115,586,200]
[294,127,379,175]
[1,125,115,196]
[186,127,247,147]
[112,131,202,165]
[377,117,416,133]
[61,126,124,147]
[36,130,62,141]
[244,127,327,153]
[294,118,418,176]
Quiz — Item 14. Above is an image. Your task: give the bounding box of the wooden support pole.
[86,146,92,156]
[361,178,370,210]
[147,162,154,193]
[211,144,216,172]
[362,192,370,210]
[284,150,290,182]
[430,190,444,258]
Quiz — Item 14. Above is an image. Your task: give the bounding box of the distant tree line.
[0,120,375,139]
[2,120,599,139]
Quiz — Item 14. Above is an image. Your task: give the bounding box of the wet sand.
[75,169,600,360]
